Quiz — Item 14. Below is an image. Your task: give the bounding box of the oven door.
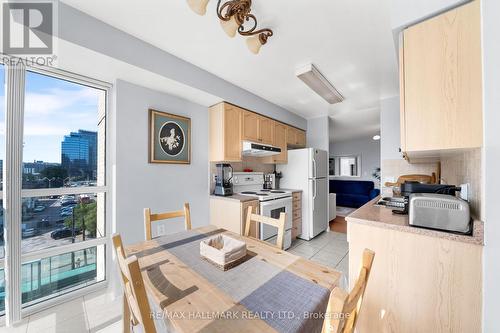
[259,197,293,247]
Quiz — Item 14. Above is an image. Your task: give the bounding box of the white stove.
[238,189,293,201]
[233,172,293,250]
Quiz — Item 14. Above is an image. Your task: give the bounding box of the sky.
[0,66,102,163]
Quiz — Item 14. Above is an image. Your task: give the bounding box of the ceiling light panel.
[296,63,344,104]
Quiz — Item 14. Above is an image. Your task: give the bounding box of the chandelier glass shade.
[186,0,210,16]
[186,0,273,54]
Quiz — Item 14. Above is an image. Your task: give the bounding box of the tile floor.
[0,231,348,333]
[288,231,349,279]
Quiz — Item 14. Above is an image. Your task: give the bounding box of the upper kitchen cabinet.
[242,110,274,145]
[242,111,260,142]
[296,130,306,147]
[209,102,242,162]
[259,117,275,145]
[401,0,482,153]
[287,126,306,148]
[263,122,288,164]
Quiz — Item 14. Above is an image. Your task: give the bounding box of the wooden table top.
[125,225,341,333]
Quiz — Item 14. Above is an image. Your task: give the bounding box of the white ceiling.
[62,0,399,141]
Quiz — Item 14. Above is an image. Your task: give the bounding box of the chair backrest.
[144,203,192,240]
[112,234,156,333]
[322,249,375,333]
[244,206,286,250]
[384,173,437,187]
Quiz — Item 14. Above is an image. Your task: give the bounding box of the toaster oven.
[409,193,471,234]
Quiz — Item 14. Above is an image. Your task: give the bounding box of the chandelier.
[186,0,274,54]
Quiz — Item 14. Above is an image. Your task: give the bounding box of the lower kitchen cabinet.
[347,221,482,333]
[209,197,260,237]
[291,191,302,239]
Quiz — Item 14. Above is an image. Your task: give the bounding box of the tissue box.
[200,235,247,271]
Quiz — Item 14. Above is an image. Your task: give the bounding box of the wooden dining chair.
[244,206,286,250]
[322,249,375,333]
[112,234,157,333]
[144,203,192,240]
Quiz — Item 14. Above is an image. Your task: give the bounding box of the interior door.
[312,178,328,237]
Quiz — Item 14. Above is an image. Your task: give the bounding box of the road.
[0,198,92,258]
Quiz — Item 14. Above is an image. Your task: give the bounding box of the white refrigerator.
[277,148,328,240]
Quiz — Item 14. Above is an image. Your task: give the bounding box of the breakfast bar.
[346,198,484,333]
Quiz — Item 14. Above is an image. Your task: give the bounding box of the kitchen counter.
[278,188,302,192]
[348,196,483,332]
[209,194,258,202]
[346,196,484,246]
[209,189,302,203]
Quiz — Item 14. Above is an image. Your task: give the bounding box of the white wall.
[390,0,468,29]
[380,96,402,160]
[307,116,330,153]
[57,3,306,130]
[114,80,209,245]
[329,136,381,185]
[481,0,500,331]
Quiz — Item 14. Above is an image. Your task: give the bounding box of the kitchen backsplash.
[381,148,483,221]
[440,148,483,220]
[381,159,440,197]
[209,157,274,192]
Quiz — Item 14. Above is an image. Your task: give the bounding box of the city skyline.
[0,67,102,163]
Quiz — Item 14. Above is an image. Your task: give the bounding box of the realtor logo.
[2,1,54,55]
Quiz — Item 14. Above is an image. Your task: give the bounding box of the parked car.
[50,228,73,239]
[33,205,46,212]
[22,228,36,238]
[61,200,77,207]
[62,204,76,210]
[60,210,73,217]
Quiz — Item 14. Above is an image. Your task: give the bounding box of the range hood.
[242,141,281,157]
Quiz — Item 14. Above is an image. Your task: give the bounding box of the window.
[0,62,108,319]
[0,63,5,312]
[330,155,361,177]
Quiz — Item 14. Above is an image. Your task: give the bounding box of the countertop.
[209,194,257,202]
[346,197,484,246]
[210,189,302,202]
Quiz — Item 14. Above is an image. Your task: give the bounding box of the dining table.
[125,225,342,333]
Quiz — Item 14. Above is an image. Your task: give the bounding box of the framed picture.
[149,109,191,164]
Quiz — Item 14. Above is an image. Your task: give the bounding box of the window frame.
[330,155,362,178]
[0,58,112,322]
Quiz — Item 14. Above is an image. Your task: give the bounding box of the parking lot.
[0,198,89,258]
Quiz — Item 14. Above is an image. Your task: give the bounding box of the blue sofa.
[329,180,380,208]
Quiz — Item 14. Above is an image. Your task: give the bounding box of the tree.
[65,202,97,237]
[40,166,68,180]
[40,166,68,187]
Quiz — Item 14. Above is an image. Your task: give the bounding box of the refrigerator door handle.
[312,178,317,211]
[312,158,317,179]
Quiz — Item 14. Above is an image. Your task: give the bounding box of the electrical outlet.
[157,224,166,237]
[460,183,470,201]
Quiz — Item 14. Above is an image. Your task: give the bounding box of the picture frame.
[149,109,191,164]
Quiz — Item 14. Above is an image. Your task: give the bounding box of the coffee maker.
[214,163,234,196]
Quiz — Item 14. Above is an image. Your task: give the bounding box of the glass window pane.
[23,71,106,189]
[0,269,4,314]
[0,64,4,263]
[21,193,104,253]
[0,63,4,191]
[21,245,105,308]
